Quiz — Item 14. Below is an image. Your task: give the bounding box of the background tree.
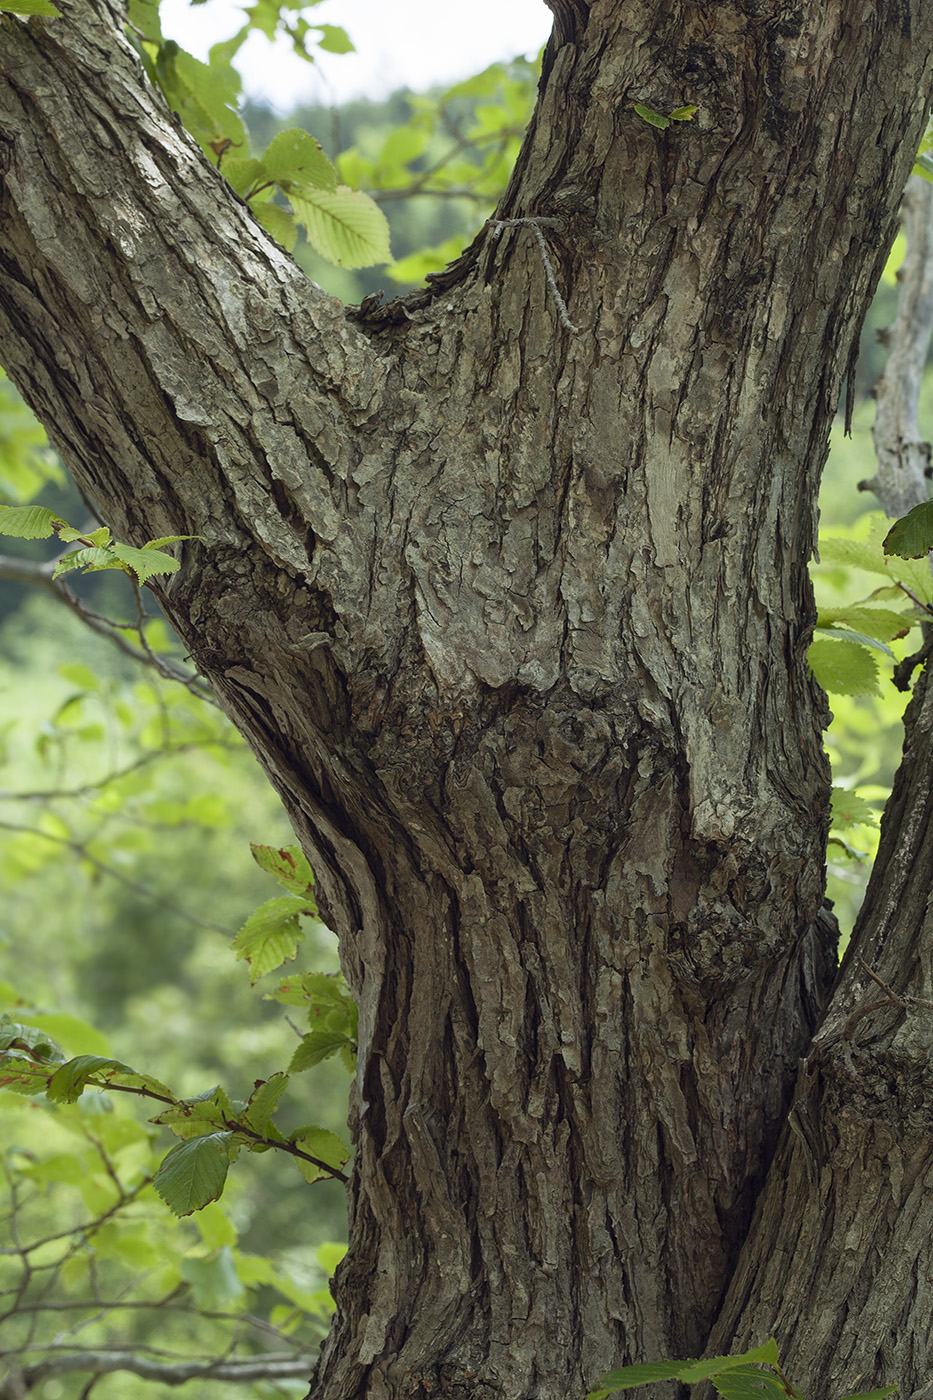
[3,3,933,1400]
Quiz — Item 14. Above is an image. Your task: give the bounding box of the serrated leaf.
[0,504,63,538]
[816,606,911,644]
[289,188,391,268]
[883,501,933,558]
[231,895,308,983]
[588,1341,782,1400]
[243,1072,289,1135]
[250,843,316,897]
[815,626,894,657]
[47,1055,138,1103]
[152,1085,232,1139]
[153,1132,233,1216]
[223,154,267,196]
[110,542,181,583]
[0,1015,65,1061]
[818,536,891,575]
[289,1030,351,1072]
[46,1055,174,1104]
[54,545,122,579]
[57,524,111,546]
[830,788,880,830]
[253,201,298,251]
[808,637,880,697]
[712,1367,790,1400]
[262,128,336,191]
[0,1052,56,1095]
[290,1126,350,1183]
[633,103,670,129]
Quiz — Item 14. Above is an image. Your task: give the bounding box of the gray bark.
[866,175,933,520]
[710,652,933,1399]
[2,2,933,1398]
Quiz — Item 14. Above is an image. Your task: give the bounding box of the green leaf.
[808,637,881,697]
[223,155,267,196]
[588,1341,781,1400]
[0,1052,56,1094]
[633,103,670,129]
[290,1125,350,1183]
[110,542,181,584]
[0,1014,65,1061]
[817,536,891,575]
[830,788,880,830]
[0,504,63,538]
[289,1029,351,1072]
[712,1367,790,1400]
[669,105,698,121]
[45,1054,174,1104]
[883,501,933,558]
[47,1054,137,1103]
[289,188,391,268]
[153,1131,233,1216]
[253,201,298,251]
[250,843,316,897]
[815,606,912,644]
[243,1071,289,1136]
[151,1085,233,1139]
[53,545,117,579]
[0,0,62,14]
[814,626,894,658]
[57,524,111,546]
[315,23,353,53]
[231,894,309,983]
[262,128,336,192]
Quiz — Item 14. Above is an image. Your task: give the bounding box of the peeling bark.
[3,2,933,1397]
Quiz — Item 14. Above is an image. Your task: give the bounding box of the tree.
[3,2,933,1398]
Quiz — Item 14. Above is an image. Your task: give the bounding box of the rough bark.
[710,652,933,1399]
[865,175,933,520]
[2,2,933,1398]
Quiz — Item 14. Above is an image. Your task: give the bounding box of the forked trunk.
[2,2,933,1397]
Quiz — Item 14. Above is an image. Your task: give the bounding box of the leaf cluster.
[0,504,193,586]
[588,1337,894,1400]
[120,0,390,267]
[0,842,353,1217]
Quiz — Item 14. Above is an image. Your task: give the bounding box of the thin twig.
[488,217,581,333]
[0,818,231,935]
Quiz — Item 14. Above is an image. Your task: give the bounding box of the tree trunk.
[711,650,933,1398]
[2,2,933,1397]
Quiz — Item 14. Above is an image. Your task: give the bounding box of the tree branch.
[863,174,933,519]
[0,1348,319,1396]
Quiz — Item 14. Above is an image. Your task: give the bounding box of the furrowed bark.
[2,2,933,1398]
[710,653,933,1397]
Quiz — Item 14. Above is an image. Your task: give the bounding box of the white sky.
[159,0,553,110]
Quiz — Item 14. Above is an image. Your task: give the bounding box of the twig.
[488,217,581,334]
[0,819,231,935]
